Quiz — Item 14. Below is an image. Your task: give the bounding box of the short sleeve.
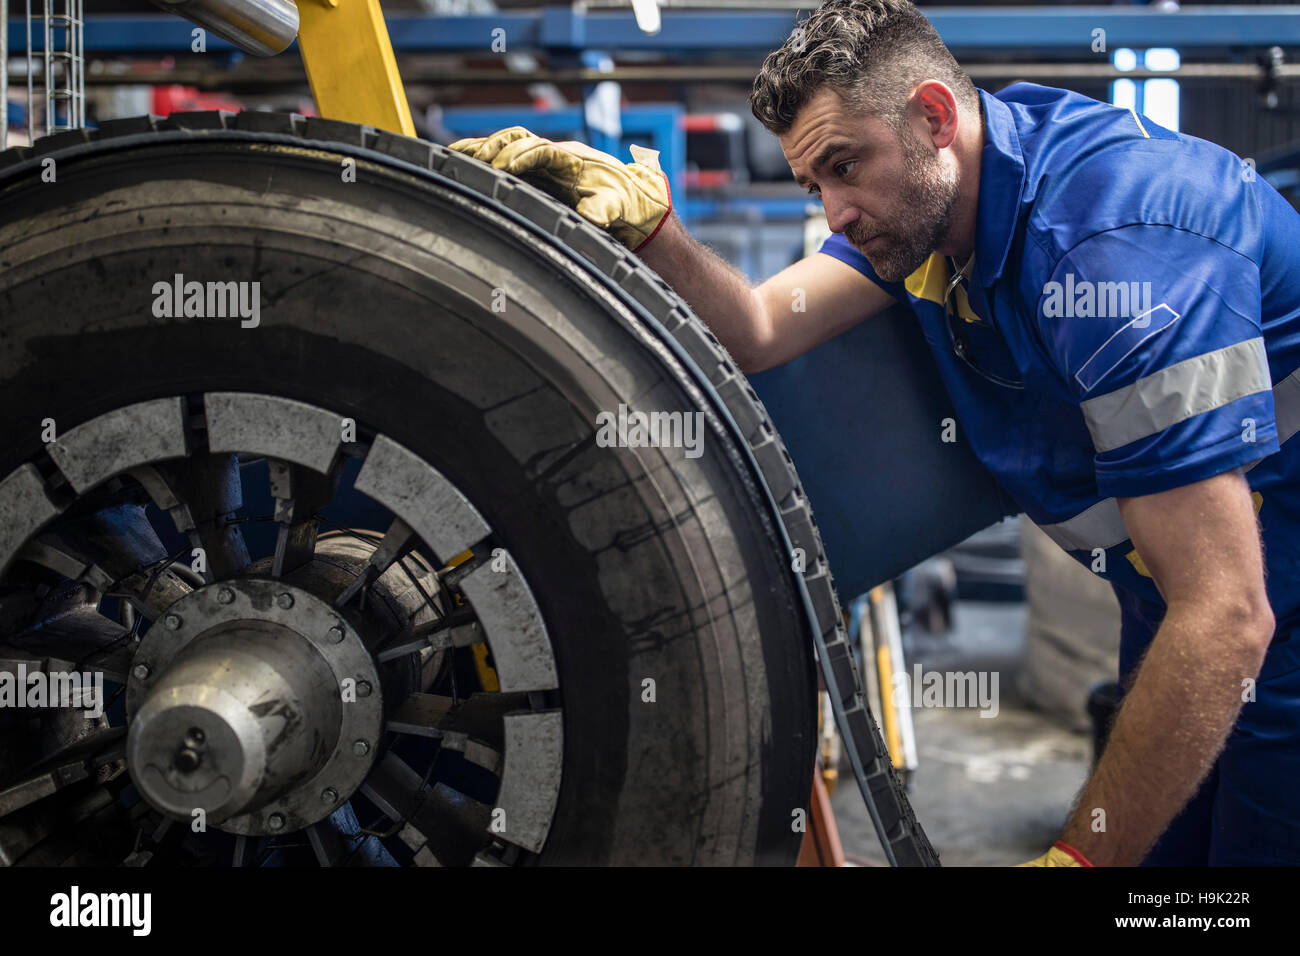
[817,232,908,301]
[1034,223,1278,498]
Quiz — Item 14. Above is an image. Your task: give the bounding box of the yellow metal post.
[297,0,415,136]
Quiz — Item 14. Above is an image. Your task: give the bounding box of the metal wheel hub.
[0,392,564,865]
[125,579,382,835]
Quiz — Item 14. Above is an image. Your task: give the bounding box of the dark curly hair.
[750,0,977,135]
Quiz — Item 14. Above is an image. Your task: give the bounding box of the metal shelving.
[7,6,1300,55]
[2,0,84,149]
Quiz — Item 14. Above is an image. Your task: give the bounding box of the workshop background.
[3,0,1299,868]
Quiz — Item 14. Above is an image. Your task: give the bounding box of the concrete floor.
[830,600,1094,867]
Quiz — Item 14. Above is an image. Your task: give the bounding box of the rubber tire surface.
[0,111,931,865]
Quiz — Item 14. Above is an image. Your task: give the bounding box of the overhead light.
[1144,48,1181,72]
[631,0,661,35]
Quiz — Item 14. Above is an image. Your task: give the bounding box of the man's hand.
[1057,468,1274,865]
[447,127,672,252]
[1018,841,1094,867]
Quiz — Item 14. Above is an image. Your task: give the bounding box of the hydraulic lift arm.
[153,0,414,134]
[296,0,414,135]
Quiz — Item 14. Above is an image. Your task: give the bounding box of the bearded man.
[451,0,1300,866]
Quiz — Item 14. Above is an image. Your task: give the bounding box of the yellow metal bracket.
[297,0,416,136]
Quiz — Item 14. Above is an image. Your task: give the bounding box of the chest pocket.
[957,303,1029,387]
[905,254,1026,389]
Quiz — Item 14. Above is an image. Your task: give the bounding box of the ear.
[910,80,960,150]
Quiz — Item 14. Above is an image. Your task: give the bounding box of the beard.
[844,126,958,283]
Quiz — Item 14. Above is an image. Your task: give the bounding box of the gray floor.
[830,600,1094,867]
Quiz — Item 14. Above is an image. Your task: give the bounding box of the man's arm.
[1058,468,1275,865]
[448,128,894,373]
[637,213,896,374]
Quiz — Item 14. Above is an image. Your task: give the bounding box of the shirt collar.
[973,88,1027,287]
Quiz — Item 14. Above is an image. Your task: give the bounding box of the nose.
[821,189,859,235]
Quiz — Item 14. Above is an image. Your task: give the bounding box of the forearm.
[1060,603,1270,865]
[635,212,769,372]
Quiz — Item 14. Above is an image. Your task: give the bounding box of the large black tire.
[0,112,930,865]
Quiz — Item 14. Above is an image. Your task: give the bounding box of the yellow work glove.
[448,126,672,253]
[1018,840,1094,867]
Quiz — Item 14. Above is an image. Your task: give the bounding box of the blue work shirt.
[821,83,1300,682]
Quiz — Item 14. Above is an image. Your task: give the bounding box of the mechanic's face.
[782,86,958,283]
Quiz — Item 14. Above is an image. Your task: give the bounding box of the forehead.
[780,88,888,176]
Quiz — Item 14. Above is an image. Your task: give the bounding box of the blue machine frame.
[18,7,1300,54]
[748,307,1016,601]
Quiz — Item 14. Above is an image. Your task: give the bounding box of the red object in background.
[683,114,730,133]
[684,112,747,190]
[152,85,247,116]
[798,763,846,867]
[687,169,732,188]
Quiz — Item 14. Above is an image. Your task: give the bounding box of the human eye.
[805,183,821,197]
[835,160,857,177]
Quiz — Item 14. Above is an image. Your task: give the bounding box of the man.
[451,0,1300,866]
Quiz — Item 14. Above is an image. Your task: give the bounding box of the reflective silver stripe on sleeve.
[1246,363,1300,474]
[1036,498,1129,553]
[1080,337,1271,453]
[1044,354,1300,552]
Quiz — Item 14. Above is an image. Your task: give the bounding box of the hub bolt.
[276,592,295,610]
[217,588,235,604]
[268,813,285,831]
[175,748,201,773]
[321,788,339,805]
[164,614,182,630]
[328,625,345,643]
[132,663,150,681]
[353,740,370,757]
[357,681,372,698]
